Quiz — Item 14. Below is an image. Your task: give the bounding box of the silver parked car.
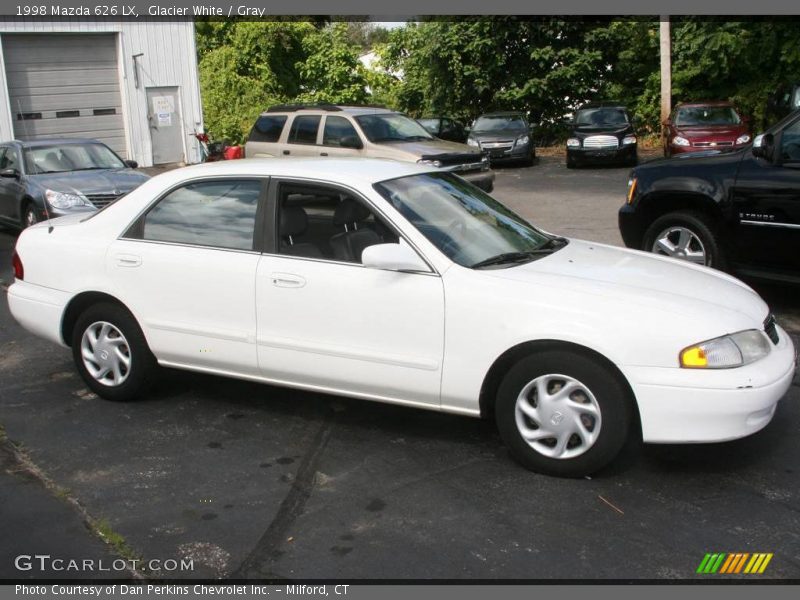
[0,138,149,229]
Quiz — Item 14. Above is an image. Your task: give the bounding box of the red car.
[663,101,751,157]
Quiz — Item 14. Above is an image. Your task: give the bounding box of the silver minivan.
[245,104,495,192]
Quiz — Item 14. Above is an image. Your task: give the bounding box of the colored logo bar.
[696,553,773,574]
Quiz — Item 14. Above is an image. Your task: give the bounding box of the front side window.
[674,106,741,127]
[276,183,397,263]
[24,143,125,174]
[0,147,19,171]
[375,173,555,268]
[354,113,434,143]
[288,115,321,145]
[139,180,261,251]
[780,119,800,162]
[417,118,440,134]
[322,116,361,147]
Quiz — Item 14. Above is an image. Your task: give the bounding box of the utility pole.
[660,16,672,132]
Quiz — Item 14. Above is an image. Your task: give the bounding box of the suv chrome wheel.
[651,226,707,265]
[80,321,131,386]
[514,373,602,460]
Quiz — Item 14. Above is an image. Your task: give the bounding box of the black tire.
[495,350,632,477]
[566,155,577,169]
[71,302,158,402]
[20,202,38,229]
[642,210,727,270]
[626,153,638,168]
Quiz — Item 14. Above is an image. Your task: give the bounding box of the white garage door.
[2,33,126,157]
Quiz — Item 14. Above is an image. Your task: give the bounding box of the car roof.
[162,158,437,187]
[674,101,736,109]
[10,137,108,148]
[478,112,526,118]
[577,103,627,110]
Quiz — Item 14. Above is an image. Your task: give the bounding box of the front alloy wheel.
[651,226,707,265]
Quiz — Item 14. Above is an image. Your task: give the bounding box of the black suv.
[566,104,637,168]
[619,109,800,282]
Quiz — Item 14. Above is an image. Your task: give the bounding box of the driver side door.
[254,179,445,407]
[732,117,800,273]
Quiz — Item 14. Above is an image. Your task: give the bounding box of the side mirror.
[340,135,363,150]
[362,243,429,273]
[752,133,775,161]
[124,159,139,169]
[0,168,19,179]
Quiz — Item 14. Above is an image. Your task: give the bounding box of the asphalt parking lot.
[0,155,798,580]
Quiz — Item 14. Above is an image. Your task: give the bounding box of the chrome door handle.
[115,253,142,267]
[271,273,306,288]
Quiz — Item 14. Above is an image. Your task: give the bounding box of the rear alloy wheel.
[495,350,632,477]
[72,303,157,401]
[21,203,38,229]
[643,211,725,269]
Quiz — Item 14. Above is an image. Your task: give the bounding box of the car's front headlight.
[45,189,92,209]
[736,134,751,145]
[467,138,479,147]
[514,135,530,148]
[672,136,690,147]
[566,138,581,148]
[622,135,637,146]
[680,330,771,369]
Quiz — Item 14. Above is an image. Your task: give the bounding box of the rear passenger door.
[284,115,322,157]
[109,178,267,374]
[245,114,288,158]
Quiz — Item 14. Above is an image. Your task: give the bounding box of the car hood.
[572,124,633,137]
[483,239,767,324]
[470,129,527,141]
[673,125,747,138]
[386,139,482,158]
[30,169,150,194]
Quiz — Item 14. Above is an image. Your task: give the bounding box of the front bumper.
[628,324,796,443]
[484,145,533,163]
[7,280,70,347]
[568,144,636,163]
[459,169,496,192]
[618,203,645,249]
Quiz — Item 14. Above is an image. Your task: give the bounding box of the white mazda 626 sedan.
[8,159,796,476]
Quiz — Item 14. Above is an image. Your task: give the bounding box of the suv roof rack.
[266,103,343,113]
[265,102,391,113]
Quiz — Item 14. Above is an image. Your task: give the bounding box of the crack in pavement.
[231,415,335,578]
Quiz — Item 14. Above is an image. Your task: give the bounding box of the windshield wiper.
[470,237,568,269]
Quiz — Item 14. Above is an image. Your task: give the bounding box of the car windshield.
[24,142,126,174]
[417,118,439,133]
[355,114,434,143]
[472,115,528,132]
[576,108,629,126]
[674,106,741,126]
[374,172,560,268]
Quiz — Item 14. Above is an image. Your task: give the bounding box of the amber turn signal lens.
[681,346,708,368]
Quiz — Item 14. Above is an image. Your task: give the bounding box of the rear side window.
[288,115,321,145]
[248,115,287,143]
[138,180,262,251]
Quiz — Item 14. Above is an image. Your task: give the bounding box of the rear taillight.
[12,251,23,280]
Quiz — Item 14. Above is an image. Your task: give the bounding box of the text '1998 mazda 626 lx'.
[8,159,797,477]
